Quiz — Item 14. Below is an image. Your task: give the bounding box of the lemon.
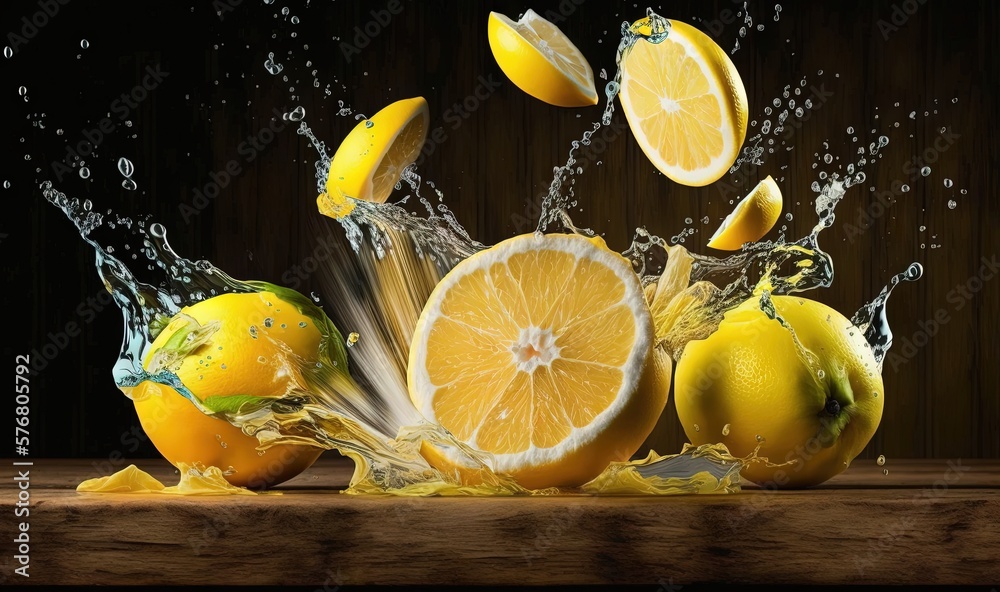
[707,175,783,250]
[320,96,429,217]
[488,9,598,107]
[131,288,343,488]
[407,232,671,489]
[619,18,748,186]
[674,295,884,488]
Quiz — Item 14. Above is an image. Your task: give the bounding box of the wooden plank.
[4,458,998,586]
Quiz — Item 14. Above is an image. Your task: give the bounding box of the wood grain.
[3,458,998,586]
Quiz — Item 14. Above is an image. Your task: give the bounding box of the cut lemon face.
[321,96,429,215]
[488,9,598,107]
[708,174,783,250]
[619,18,748,186]
[407,233,671,489]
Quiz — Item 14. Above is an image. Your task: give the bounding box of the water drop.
[79,167,91,179]
[310,291,321,302]
[901,184,910,193]
[722,423,731,436]
[82,199,92,211]
[18,86,27,96]
[2,181,9,189]
[118,157,134,178]
[3,47,12,59]
[347,332,360,347]
[298,321,308,328]
[220,363,227,370]
[920,166,931,177]
[122,178,138,191]
[80,39,89,49]
[257,356,267,364]
[365,120,374,128]
[943,178,953,188]
[693,424,700,432]
[263,317,274,328]
[288,106,305,121]
[883,468,889,476]
[249,325,259,339]
[947,200,957,210]
[876,454,886,466]
[755,434,765,443]
[291,15,300,24]
[847,126,854,134]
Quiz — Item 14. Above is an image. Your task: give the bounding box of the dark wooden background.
[3,0,997,462]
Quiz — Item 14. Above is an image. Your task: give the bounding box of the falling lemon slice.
[407,232,671,489]
[708,175,783,250]
[319,96,429,218]
[619,18,748,186]
[488,9,598,107]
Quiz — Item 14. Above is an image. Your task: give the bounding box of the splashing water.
[43,6,924,497]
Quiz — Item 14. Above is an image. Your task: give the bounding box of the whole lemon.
[130,287,341,488]
[674,295,884,488]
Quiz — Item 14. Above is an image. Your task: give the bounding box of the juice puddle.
[45,6,924,496]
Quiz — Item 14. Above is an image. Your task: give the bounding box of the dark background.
[2,0,997,463]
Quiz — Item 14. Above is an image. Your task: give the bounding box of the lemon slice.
[407,233,671,489]
[619,18,748,186]
[708,175,782,250]
[488,9,598,107]
[320,97,429,217]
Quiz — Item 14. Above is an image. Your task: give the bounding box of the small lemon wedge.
[488,9,598,107]
[321,96,429,217]
[708,175,783,250]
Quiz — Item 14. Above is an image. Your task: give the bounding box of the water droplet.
[883,468,889,476]
[920,166,931,177]
[817,369,825,379]
[3,47,12,59]
[257,356,266,364]
[947,200,957,210]
[876,455,886,466]
[901,184,910,193]
[960,189,968,195]
[263,317,274,328]
[943,178,953,188]
[220,363,227,370]
[684,217,692,224]
[755,434,765,443]
[347,332,360,347]
[79,167,91,179]
[80,39,89,49]
[298,321,308,328]
[264,52,284,75]
[82,199,92,211]
[118,157,134,178]
[364,120,374,128]
[121,178,138,191]
[847,126,854,134]
[288,106,305,121]
[722,423,731,436]
[693,424,700,432]
[291,15,300,24]
[2,181,9,189]
[18,86,27,97]
[249,325,259,339]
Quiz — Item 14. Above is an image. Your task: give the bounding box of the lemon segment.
[488,9,598,107]
[708,175,783,250]
[619,19,748,186]
[407,233,671,490]
[324,96,429,208]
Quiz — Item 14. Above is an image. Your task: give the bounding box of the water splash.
[851,262,923,370]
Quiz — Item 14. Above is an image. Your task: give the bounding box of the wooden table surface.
[3,457,998,586]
